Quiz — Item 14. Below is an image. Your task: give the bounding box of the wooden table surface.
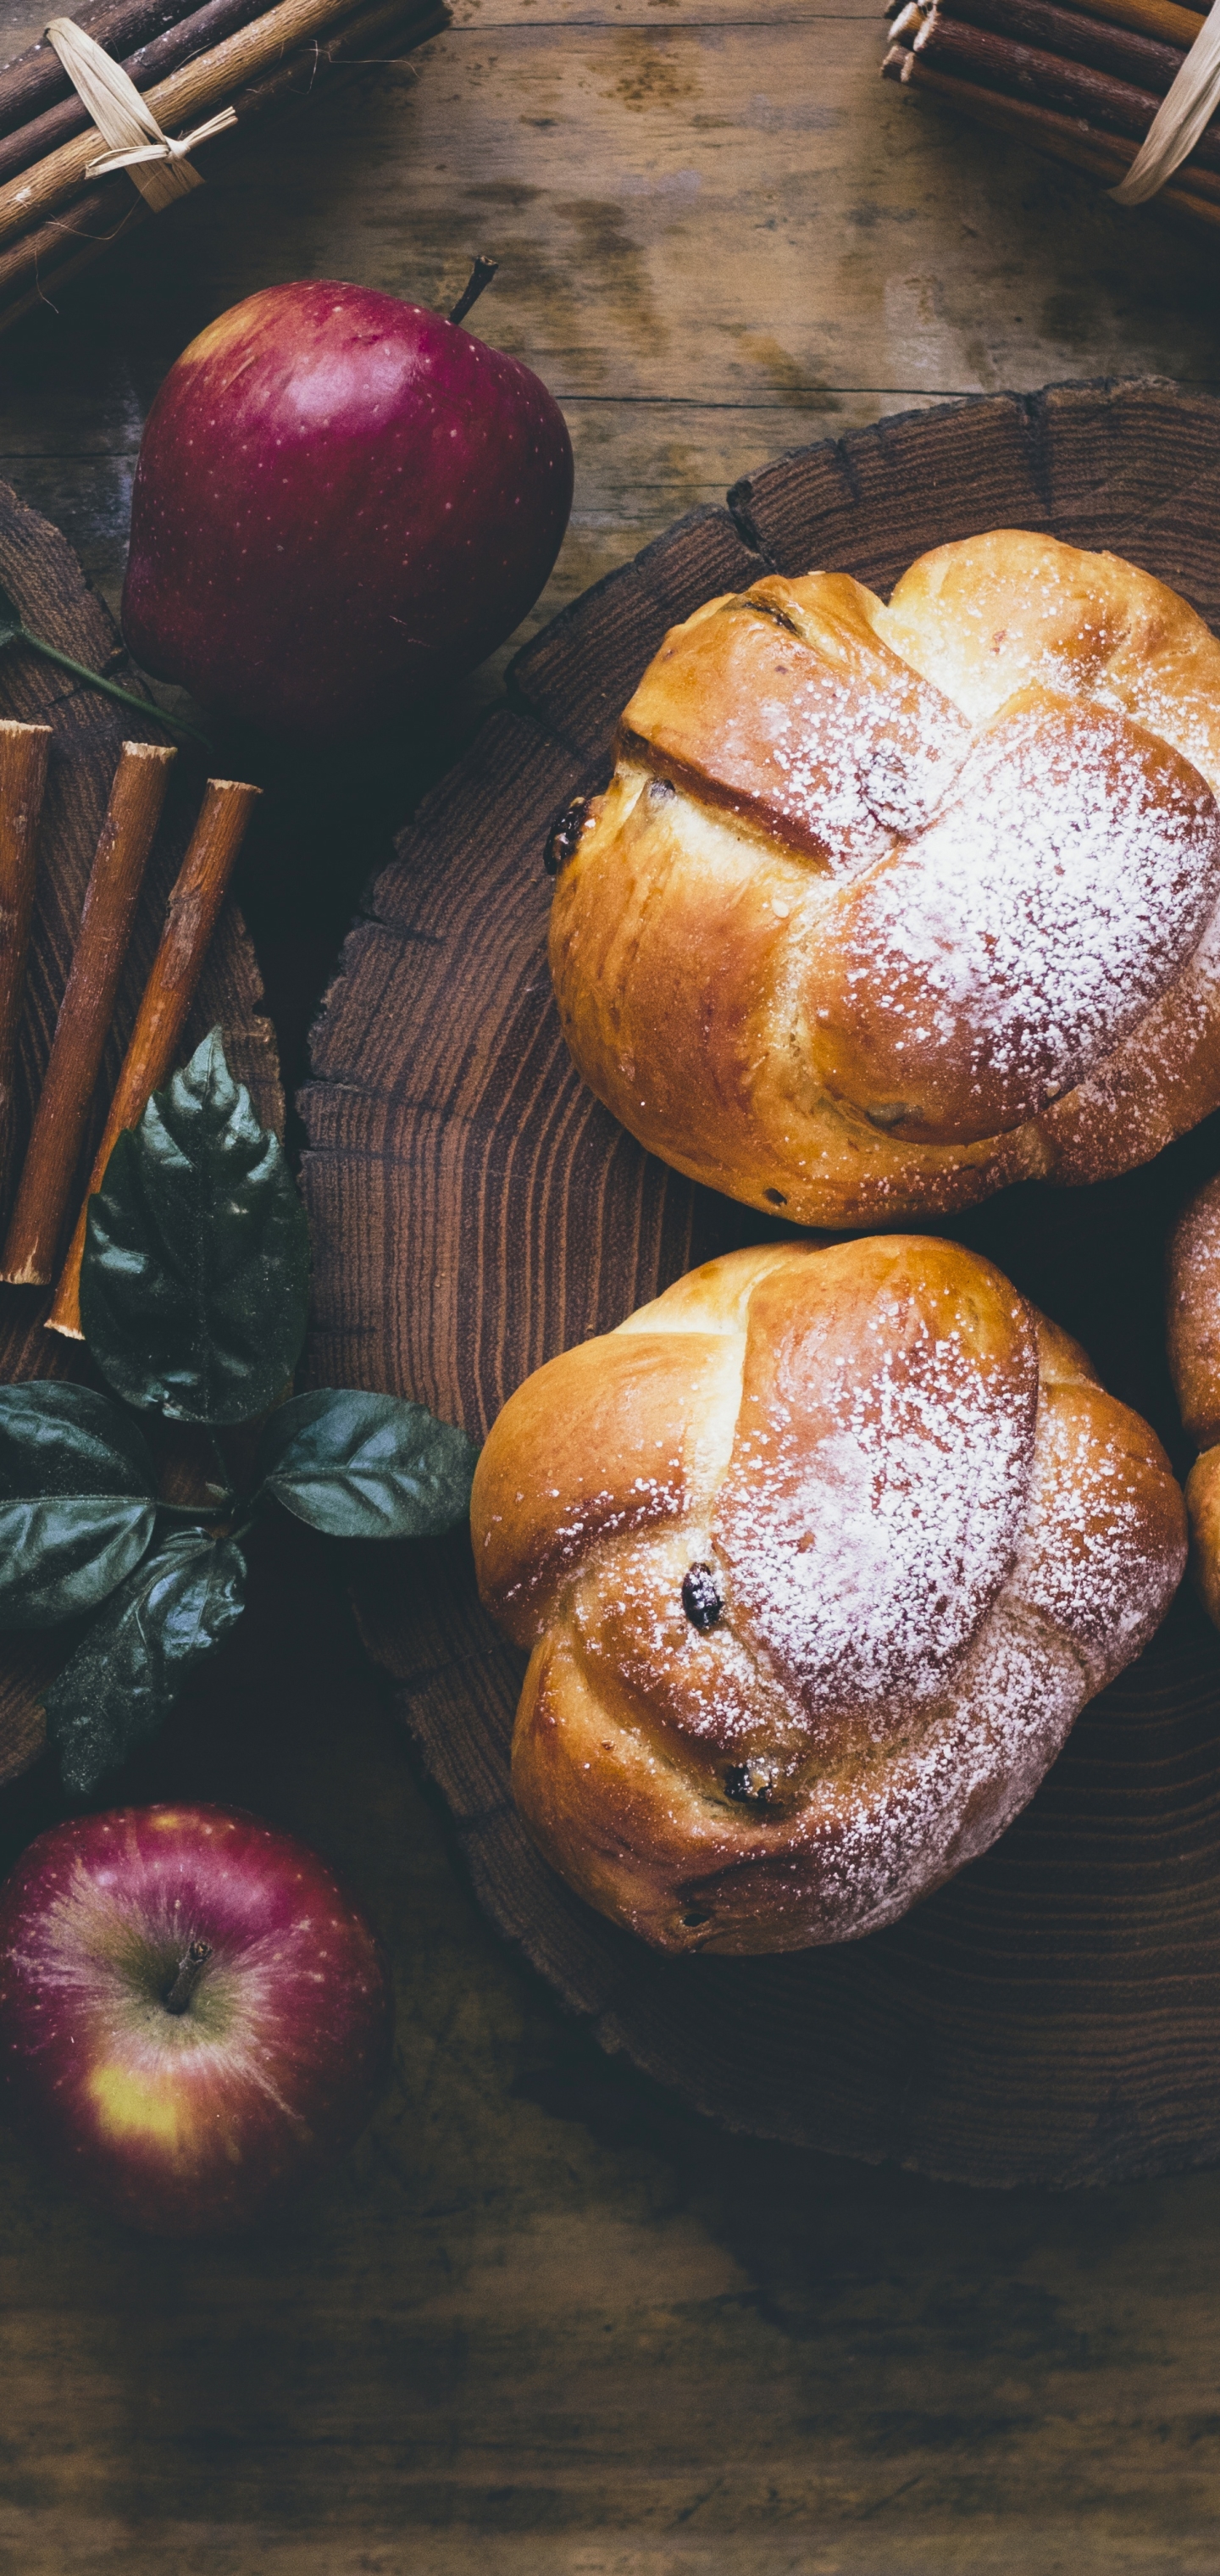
[3,4,1220,2570]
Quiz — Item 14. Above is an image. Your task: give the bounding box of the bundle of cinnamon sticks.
[0,719,258,1334]
[882,0,1220,236]
[0,0,448,334]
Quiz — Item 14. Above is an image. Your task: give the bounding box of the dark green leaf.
[0,1497,158,1629]
[258,1388,479,1539]
[80,1028,310,1426]
[0,584,25,651]
[44,1525,247,1796]
[0,1382,158,1626]
[0,1380,156,1494]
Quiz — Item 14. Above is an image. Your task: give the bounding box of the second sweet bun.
[1167,1174,1220,1629]
[471,1236,1185,1955]
[549,530,1220,1229]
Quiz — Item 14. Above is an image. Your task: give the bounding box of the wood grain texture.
[15,1502,1220,2576]
[0,480,280,1788]
[2,0,1218,716]
[3,6,1220,2564]
[303,377,1220,2191]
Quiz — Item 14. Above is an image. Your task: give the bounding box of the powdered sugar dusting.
[1009,1393,1184,1676]
[714,1290,1034,1737]
[758,661,962,867]
[779,1598,1088,1944]
[820,691,1220,1136]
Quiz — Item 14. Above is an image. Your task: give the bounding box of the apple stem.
[164,1938,213,2013]
[448,254,498,330]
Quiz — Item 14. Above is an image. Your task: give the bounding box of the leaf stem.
[207,1432,235,1504]
[5,630,213,753]
[154,1499,232,1521]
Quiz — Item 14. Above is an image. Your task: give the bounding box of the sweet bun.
[471,1236,1185,1954]
[549,531,1220,1229]
[1167,1174,1220,1628]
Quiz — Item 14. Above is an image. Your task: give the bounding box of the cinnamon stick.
[0,724,51,1161]
[0,0,186,145]
[0,741,175,1285]
[47,775,259,1340]
[907,9,1220,169]
[883,47,1220,225]
[0,0,424,255]
[1063,0,1204,45]
[930,0,1187,92]
[0,0,269,193]
[890,0,1208,44]
[0,0,446,330]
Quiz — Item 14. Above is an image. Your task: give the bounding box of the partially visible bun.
[550,532,1220,1229]
[472,1236,1185,1955]
[1167,1175,1220,1627]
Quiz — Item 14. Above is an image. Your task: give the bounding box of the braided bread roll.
[471,1237,1185,1954]
[1167,1176,1220,1628]
[550,531,1220,1229]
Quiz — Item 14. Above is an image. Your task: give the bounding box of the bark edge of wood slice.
[0,478,280,1793]
[302,377,1220,2190]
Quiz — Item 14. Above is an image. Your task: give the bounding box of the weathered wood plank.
[0,3,1217,672]
[3,1518,1220,2576]
[5,1,1220,2566]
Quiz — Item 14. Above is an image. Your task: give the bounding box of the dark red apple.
[0,1802,392,2235]
[121,278,574,740]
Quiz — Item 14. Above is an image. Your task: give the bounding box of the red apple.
[0,1802,392,2235]
[120,278,574,741]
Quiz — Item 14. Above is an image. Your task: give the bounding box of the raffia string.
[1110,0,1220,199]
[45,14,236,205]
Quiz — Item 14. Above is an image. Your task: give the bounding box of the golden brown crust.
[1185,1449,1220,1631]
[551,533,1220,1228]
[471,1237,1186,1955]
[1167,1174,1220,1452]
[1166,1174,1220,1626]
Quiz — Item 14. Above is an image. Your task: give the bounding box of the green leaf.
[0,1382,158,1627]
[44,1525,247,1796]
[80,1028,310,1427]
[258,1388,479,1539]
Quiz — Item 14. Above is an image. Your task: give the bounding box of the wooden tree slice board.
[302,378,1220,2190]
[0,480,281,1792]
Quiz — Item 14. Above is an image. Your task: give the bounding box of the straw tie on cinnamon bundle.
[883,0,1220,236]
[0,0,450,330]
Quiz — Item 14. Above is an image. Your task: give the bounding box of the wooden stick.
[47,775,259,1339]
[931,0,1187,92]
[0,724,52,1156]
[0,0,418,253]
[0,0,269,192]
[883,47,1220,223]
[907,9,1220,169]
[0,742,175,1285]
[0,0,446,331]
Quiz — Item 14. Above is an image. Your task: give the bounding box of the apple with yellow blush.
[0,1803,392,2235]
[120,277,574,741]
